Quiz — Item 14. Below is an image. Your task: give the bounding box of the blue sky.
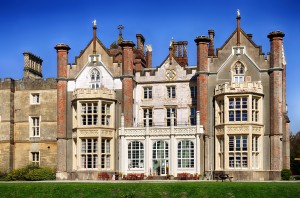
[0,0,299,133]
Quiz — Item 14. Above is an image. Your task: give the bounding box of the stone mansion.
[0,14,290,180]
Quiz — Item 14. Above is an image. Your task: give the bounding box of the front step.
[148,175,168,180]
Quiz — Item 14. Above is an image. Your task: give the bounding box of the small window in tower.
[232,62,246,83]
[90,68,101,89]
[31,93,40,104]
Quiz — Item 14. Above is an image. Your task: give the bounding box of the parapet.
[215,81,263,95]
[72,88,116,100]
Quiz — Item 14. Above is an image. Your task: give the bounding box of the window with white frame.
[218,137,224,169]
[31,152,40,166]
[167,86,176,98]
[143,108,153,127]
[229,97,248,122]
[31,93,40,104]
[128,141,144,168]
[81,138,98,169]
[218,100,224,124]
[178,140,194,168]
[229,135,248,169]
[81,102,98,126]
[30,117,40,137]
[153,140,169,159]
[166,107,176,126]
[252,136,259,169]
[232,62,245,83]
[252,97,259,122]
[190,107,196,125]
[190,86,197,99]
[101,139,110,169]
[101,102,111,126]
[90,68,101,89]
[143,87,152,99]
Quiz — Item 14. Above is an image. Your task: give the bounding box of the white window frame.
[232,62,246,83]
[228,97,248,122]
[177,140,194,168]
[143,87,153,99]
[167,86,176,99]
[31,152,40,166]
[128,141,144,169]
[228,135,248,169]
[81,138,98,169]
[166,107,176,126]
[30,116,40,137]
[101,102,111,126]
[101,139,111,169]
[252,135,260,169]
[89,68,101,89]
[81,102,98,126]
[30,93,40,105]
[143,108,153,127]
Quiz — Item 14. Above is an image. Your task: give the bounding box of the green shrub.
[0,171,7,181]
[25,167,56,181]
[281,169,292,180]
[5,164,55,181]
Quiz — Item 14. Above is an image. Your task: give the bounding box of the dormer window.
[90,68,100,89]
[232,62,245,83]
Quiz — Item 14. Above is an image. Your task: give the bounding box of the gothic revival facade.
[0,14,290,180]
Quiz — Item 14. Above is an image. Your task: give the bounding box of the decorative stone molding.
[72,88,116,100]
[227,125,249,134]
[215,81,263,95]
[79,130,98,137]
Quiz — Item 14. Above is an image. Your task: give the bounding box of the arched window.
[128,141,144,168]
[90,69,100,89]
[232,62,245,83]
[177,140,194,168]
[153,140,169,159]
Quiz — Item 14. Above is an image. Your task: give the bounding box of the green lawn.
[0,181,299,198]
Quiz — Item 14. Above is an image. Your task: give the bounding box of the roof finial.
[117,25,124,44]
[93,19,97,27]
[237,9,240,18]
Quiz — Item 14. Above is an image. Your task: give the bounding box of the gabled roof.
[73,37,111,65]
[216,28,264,57]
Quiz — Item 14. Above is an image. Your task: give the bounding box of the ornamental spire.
[92,19,97,54]
[117,25,124,45]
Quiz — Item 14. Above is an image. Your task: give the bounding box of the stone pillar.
[145,113,150,176]
[120,41,135,127]
[119,114,126,174]
[54,43,70,179]
[267,31,285,171]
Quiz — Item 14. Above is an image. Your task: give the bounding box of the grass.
[0,181,299,198]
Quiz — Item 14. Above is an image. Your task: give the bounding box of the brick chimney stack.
[146,45,152,68]
[208,30,215,56]
[268,31,285,171]
[54,43,70,179]
[136,34,145,51]
[135,34,146,71]
[194,36,210,133]
[120,41,135,127]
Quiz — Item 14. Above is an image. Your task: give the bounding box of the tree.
[290,131,300,175]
